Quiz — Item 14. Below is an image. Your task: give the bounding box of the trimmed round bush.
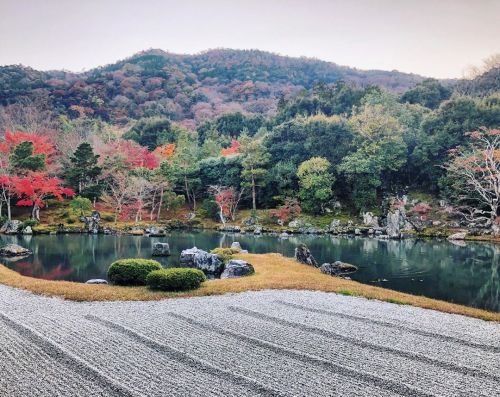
[146,268,206,291]
[108,259,162,286]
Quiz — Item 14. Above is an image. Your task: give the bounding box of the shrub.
[210,247,240,263]
[146,268,206,291]
[108,259,162,286]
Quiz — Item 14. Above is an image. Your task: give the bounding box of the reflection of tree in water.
[470,244,499,311]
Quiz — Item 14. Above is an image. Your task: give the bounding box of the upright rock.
[180,247,224,275]
[386,210,403,239]
[294,244,318,267]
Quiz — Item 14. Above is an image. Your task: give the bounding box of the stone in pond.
[152,242,170,256]
[86,279,108,284]
[294,244,318,267]
[320,261,358,276]
[448,231,467,240]
[220,260,254,279]
[180,247,224,275]
[0,244,32,257]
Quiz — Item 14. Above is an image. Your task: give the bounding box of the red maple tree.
[12,173,75,220]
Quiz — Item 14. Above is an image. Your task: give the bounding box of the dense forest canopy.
[0,49,498,228]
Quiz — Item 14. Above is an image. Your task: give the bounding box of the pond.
[1,231,498,312]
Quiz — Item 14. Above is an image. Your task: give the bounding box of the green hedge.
[108,259,162,286]
[146,268,206,291]
[210,247,240,263]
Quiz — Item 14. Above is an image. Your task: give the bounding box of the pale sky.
[0,0,498,78]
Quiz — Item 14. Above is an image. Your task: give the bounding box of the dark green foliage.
[409,96,500,190]
[200,199,220,221]
[124,117,175,149]
[198,155,243,189]
[146,268,206,291]
[401,79,451,109]
[197,112,265,143]
[108,259,162,286]
[10,141,45,171]
[65,143,102,200]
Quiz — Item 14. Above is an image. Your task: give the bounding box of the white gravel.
[0,285,499,396]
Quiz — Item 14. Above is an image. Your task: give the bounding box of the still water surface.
[1,231,498,311]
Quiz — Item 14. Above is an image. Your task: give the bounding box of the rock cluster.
[180,247,224,276]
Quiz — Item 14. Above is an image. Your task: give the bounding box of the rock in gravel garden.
[294,244,318,267]
[220,260,254,279]
[0,243,32,257]
[180,247,224,275]
[320,261,358,276]
[152,242,170,256]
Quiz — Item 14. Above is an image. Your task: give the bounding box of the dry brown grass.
[1,253,498,321]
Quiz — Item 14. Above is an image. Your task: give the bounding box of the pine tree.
[66,143,102,201]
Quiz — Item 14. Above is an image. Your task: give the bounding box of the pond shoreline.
[0,252,499,321]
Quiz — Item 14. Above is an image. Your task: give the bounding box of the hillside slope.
[0,48,427,126]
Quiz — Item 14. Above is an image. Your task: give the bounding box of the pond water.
[1,231,498,312]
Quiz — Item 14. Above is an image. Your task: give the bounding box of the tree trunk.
[6,196,10,221]
[32,204,40,221]
[251,174,256,211]
[156,187,163,221]
[184,175,191,209]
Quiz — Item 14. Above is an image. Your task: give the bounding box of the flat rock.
[320,261,358,276]
[448,232,467,240]
[220,259,255,279]
[85,279,108,284]
[0,243,32,257]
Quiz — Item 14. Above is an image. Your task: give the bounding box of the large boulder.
[152,242,170,256]
[0,220,22,235]
[294,244,318,267]
[329,219,341,233]
[0,243,32,257]
[320,261,358,276]
[180,247,224,275]
[386,210,403,239]
[220,260,255,279]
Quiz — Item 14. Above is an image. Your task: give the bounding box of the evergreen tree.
[66,143,102,201]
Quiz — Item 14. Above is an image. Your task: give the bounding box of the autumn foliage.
[220,139,240,156]
[153,143,176,159]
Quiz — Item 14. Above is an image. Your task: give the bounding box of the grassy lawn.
[0,253,498,322]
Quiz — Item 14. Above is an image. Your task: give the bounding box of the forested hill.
[0,48,429,126]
